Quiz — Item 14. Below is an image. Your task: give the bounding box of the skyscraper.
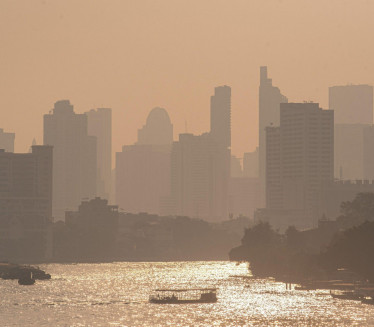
[265,103,334,229]
[137,107,173,145]
[329,84,374,180]
[44,100,97,219]
[329,84,373,125]
[258,67,288,206]
[85,108,112,201]
[210,85,231,149]
[0,128,15,152]
[116,108,172,215]
[166,133,230,221]
[0,146,53,262]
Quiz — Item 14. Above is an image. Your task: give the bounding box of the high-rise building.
[363,126,374,180]
[210,86,231,149]
[259,67,288,206]
[265,103,334,229]
[137,107,173,145]
[329,84,373,125]
[85,108,112,201]
[116,144,171,215]
[0,128,15,152]
[243,148,259,178]
[116,108,173,215]
[0,146,53,262]
[335,124,368,180]
[163,133,230,221]
[44,100,97,219]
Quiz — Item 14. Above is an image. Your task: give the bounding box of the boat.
[330,290,361,300]
[361,296,374,305]
[149,288,217,304]
[18,272,35,286]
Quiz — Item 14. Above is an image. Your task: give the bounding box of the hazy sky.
[1,0,374,158]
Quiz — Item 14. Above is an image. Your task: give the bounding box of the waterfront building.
[265,103,334,229]
[0,128,15,152]
[44,100,97,219]
[0,146,53,262]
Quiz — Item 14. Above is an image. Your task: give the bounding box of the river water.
[1,261,373,326]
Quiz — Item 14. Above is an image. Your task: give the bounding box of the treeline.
[229,193,374,282]
[53,213,250,262]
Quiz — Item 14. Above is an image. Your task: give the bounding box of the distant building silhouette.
[258,67,288,206]
[116,108,172,215]
[334,124,368,180]
[85,108,112,201]
[61,197,118,260]
[329,84,373,125]
[116,144,171,215]
[162,133,230,221]
[161,86,231,221]
[229,177,259,220]
[264,103,334,230]
[137,107,173,145]
[231,156,242,178]
[319,180,374,220]
[0,146,53,262]
[0,128,15,152]
[363,126,374,180]
[210,86,231,149]
[243,148,259,178]
[44,100,97,219]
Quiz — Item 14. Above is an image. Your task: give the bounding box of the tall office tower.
[137,107,173,145]
[243,147,259,178]
[116,108,172,215]
[0,146,53,262]
[85,108,112,200]
[44,100,97,219]
[166,133,230,221]
[265,103,334,229]
[231,156,242,178]
[363,126,374,180]
[210,86,231,149]
[329,85,373,125]
[335,124,368,180]
[259,67,288,206]
[0,128,15,152]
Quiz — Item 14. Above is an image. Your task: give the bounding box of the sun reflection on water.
[0,261,373,326]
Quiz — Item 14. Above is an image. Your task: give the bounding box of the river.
[1,261,373,326]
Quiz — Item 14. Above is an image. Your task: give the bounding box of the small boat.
[330,290,361,300]
[18,272,35,285]
[149,288,217,304]
[361,297,374,305]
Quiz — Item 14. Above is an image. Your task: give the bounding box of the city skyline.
[2,1,374,158]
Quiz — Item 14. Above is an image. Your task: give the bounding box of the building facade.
[44,100,97,219]
[0,128,15,152]
[265,103,334,229]
[258,66,288,206]
[85,108,112,201]
[116,108,173,215]
[329,84,373,125]
[0,146,53,262]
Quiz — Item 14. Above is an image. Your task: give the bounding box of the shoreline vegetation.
[229,193,374,294]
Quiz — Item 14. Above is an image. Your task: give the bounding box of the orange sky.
[1,0,374,158]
